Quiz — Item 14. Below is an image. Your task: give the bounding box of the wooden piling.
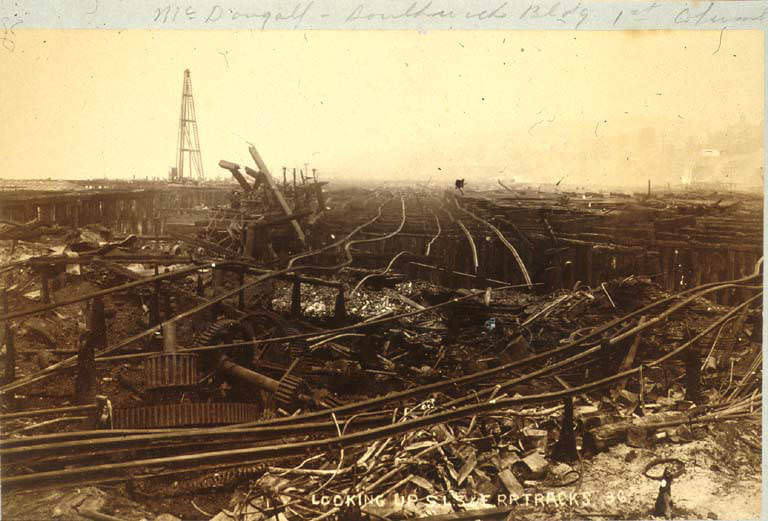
[684,349,701,403]
[291,279,301,317]
[76,297,104,405]
[552,395,578,462]
[41,273,50,304]
[334,288,347,325]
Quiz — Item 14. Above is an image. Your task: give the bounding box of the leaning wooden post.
[3,289,15,383]
[249,146,306,245]
[75,328,97,409]
[238,271,246,310]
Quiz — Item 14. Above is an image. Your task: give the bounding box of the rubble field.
[0,175,762,521]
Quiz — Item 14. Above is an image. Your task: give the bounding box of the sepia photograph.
[0,25,764,521]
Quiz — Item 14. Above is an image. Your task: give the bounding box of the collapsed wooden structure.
[0,158,762,520]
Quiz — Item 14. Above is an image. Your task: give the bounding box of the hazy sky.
[0,30,763,185]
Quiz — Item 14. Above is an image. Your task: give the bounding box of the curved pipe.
[453,195,532,288]
[425,209,441,256]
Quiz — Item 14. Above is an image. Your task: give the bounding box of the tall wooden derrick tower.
[172,69,204,182]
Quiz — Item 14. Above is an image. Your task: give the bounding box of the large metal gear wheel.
[242,309,305,367]
[274,374,304,405]
[196,318,254,369]
[195,311,305,371]
[144,352,199,390]
[113,402,260,428]
[196,313,307,407]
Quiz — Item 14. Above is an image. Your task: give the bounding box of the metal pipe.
[218,356,280,393]
[3,338,757,494]
[162,322,177,353]
[0,403,97,421]
[0,264,205,322]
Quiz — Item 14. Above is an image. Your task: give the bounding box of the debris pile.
[0,167,762,520]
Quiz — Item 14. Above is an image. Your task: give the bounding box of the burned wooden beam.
[243,166,265,192]
[248,145,306,246]
[218,160,252,192]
